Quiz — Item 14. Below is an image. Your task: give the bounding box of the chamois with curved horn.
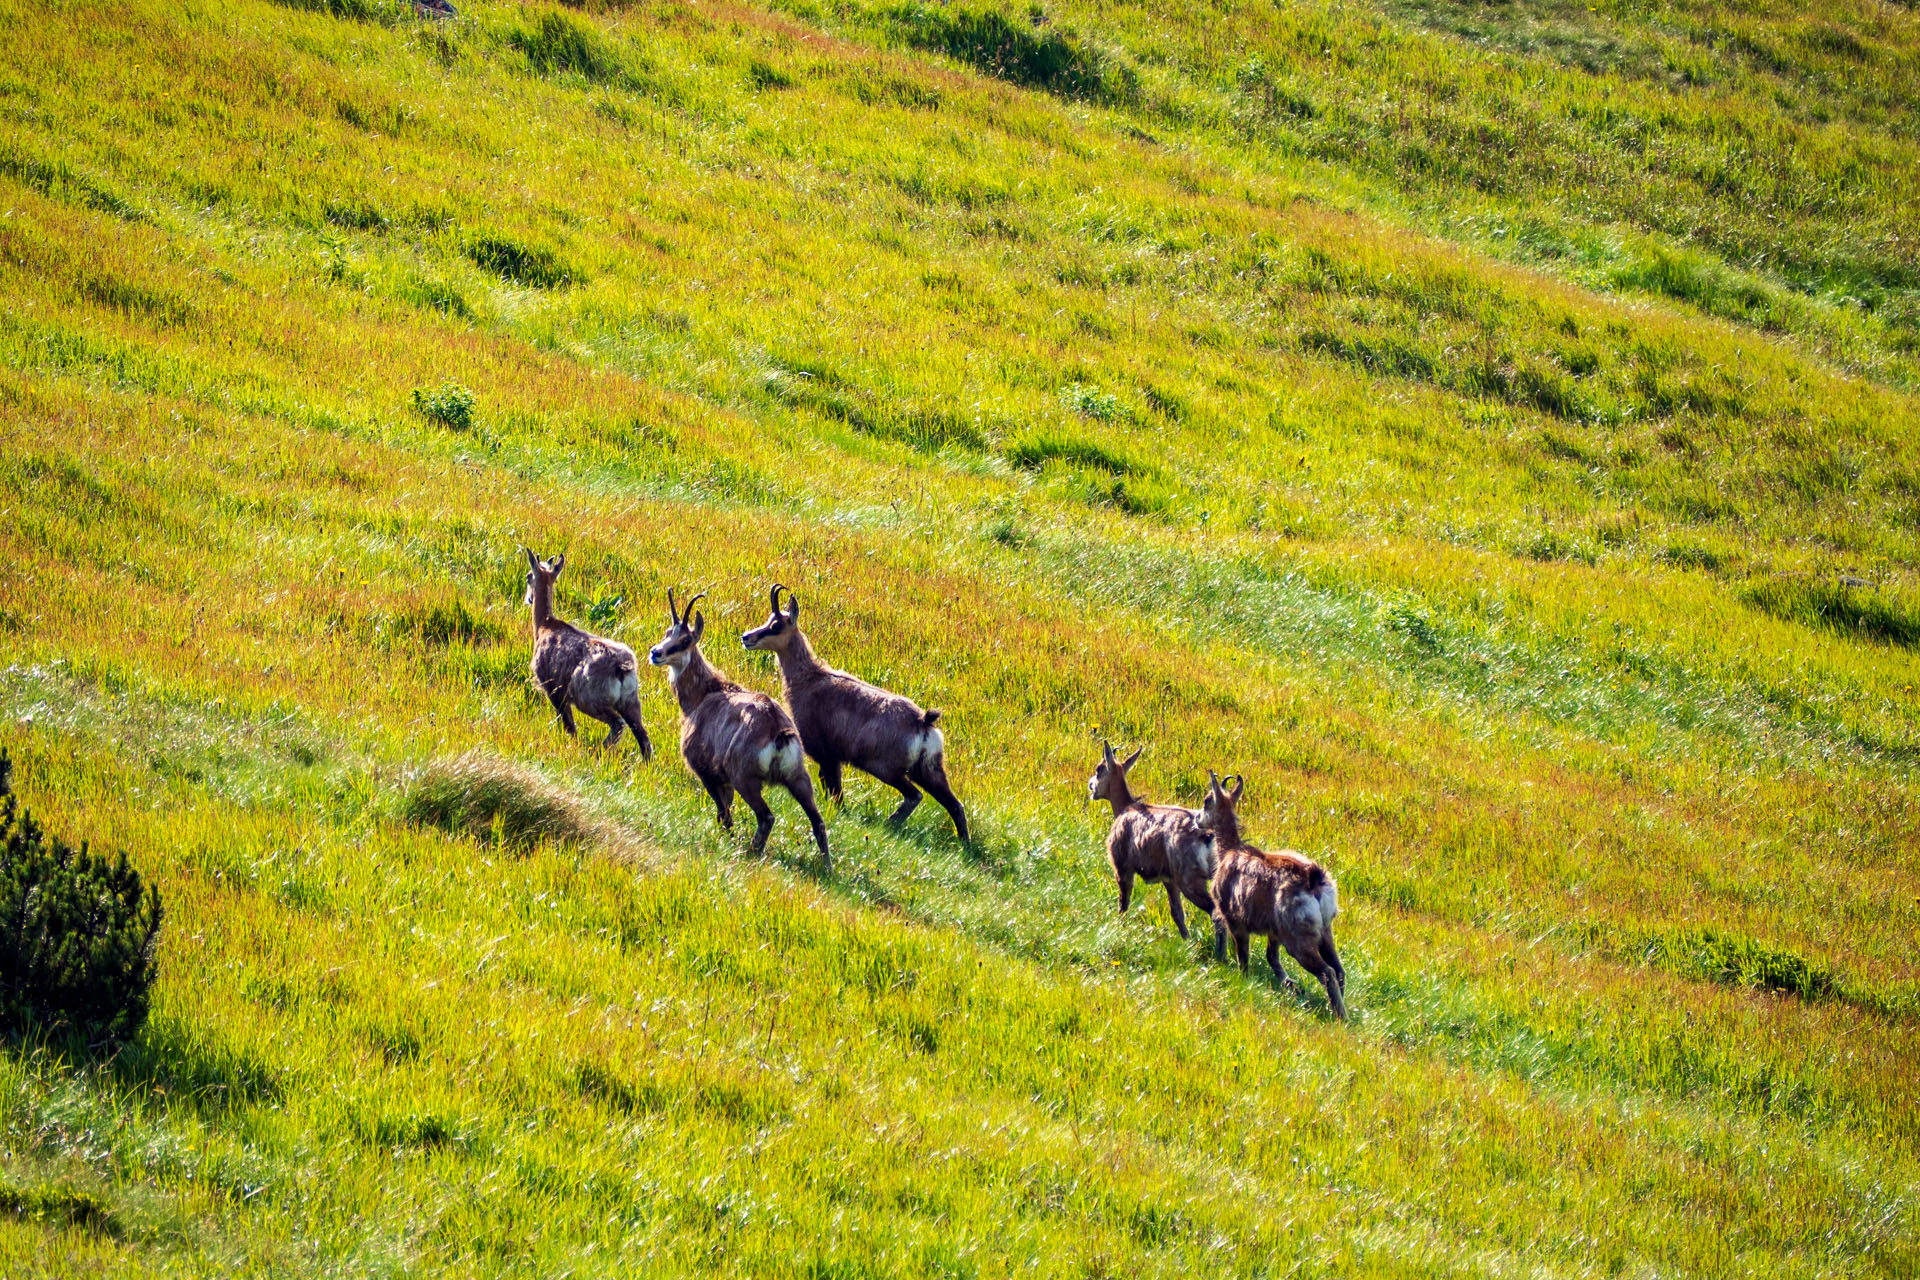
[1086,741,1214,939]
[742,585,968,841]
[523,547,651,757]
[650,589,830,863]
[1199,772,1346,1019]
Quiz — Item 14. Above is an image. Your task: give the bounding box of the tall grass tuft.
[1740,576,1920,649]
[400,752,599,851]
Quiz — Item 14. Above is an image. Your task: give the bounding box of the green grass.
[0,0,1918,1272]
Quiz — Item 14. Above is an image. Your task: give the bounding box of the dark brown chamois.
[649,589,830,864]
[741,585,968,841]
[523,547,651,758]
[1086,741,1214,939]
[1199,772,1346,1020]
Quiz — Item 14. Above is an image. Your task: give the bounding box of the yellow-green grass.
[1,0,1918,1272]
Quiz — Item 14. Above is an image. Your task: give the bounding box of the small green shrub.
[0,752,164,1049]
[464,235,577,288]
[410,381,476,430]
[1059,381,1131,423]
[401,752,597,850]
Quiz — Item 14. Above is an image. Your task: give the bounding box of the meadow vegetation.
[0,0,1917,1272]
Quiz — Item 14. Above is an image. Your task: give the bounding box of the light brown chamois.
[1086,741,1214,939]
[649,589,830,864]
[1199,772,1346,1019]
[523,547,651,758]
[741,585,968,841]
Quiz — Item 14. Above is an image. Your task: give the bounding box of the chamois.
[1086,741,1213,939]
[649,589,831,864]
[741,585,968,841]
[523,547,652,758]
[1199,772,1346,1019]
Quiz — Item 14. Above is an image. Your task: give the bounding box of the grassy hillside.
[1,0,1917,1272]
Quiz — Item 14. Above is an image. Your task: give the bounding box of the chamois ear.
[549,553,566,578]
[524,546,541,573]
[784,592,799,622]
[1121,745,1143,773]
[1227,774,1244,804]
[691,609,705,640]
[1101,739,1116,764]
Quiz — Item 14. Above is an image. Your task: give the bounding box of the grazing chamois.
[523,547,651,758]
[649,589,830,864]
[1086,741,1214,939]
[741,585,968,841]
[1199,772,1346,1019]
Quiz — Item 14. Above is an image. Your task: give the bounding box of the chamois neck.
[670,647,727,716]
[530,579,556,630]
[1209,811,1243,848]
[774,630,827,688]
[1105,774,1136,817]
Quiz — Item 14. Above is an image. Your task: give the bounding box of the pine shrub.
[0,752,164,1049]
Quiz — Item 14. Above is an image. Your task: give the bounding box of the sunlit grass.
[0,0,1917,1271]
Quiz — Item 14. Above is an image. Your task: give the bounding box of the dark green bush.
[0,752,163,1049]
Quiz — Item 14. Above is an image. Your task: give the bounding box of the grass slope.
[0,0,1917,1273]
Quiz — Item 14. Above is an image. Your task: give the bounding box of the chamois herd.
[524,546,1347,1017]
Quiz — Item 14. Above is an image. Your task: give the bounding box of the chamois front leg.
[1211,912,1229,963]
[1116,869,1135,915]
[1232,930,1251,974]
[1164,882,1190,940]
[815,757,843,804]
[545,688,577,737]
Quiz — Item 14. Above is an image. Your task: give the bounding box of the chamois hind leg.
[1286,939,1347,1020]
[783,767,831,866]
[598,713,626,749]
[1264,937,1301,993]
[1164,882,1190,940]
[1320,936,1346,990]
[883,774,923,827]
[737,780,776,856]
[620,703,652,760]
[913,759,969,842]
[701,775,735,832]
